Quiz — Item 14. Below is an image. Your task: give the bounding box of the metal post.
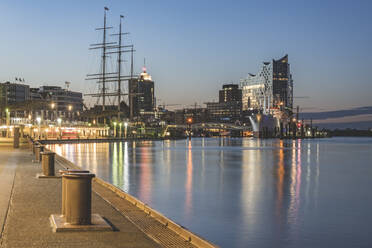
[40,152,55,176]
[64,173,95,225]
[59,169,90,216]
[13,127,20,148]
[35,145,44,162]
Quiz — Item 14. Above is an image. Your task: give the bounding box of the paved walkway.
[0,145,181,248]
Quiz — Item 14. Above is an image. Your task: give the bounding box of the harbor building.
[219,84,242,103]
[206,101,242,123]
[0,81,30,105]
[35,86,83,113]
[174,108,208,124]
[129,67,155,119]
[29,86,83,121]
[206,83,242,123]
[240,55,293,114]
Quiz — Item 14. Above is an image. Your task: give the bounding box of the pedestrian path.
[0,146,161,247]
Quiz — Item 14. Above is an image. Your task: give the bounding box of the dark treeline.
[330,129,372,137]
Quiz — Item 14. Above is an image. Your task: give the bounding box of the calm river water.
[48,137,372,248]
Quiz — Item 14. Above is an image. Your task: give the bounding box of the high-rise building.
[206,84,242,123]
[240,55,293,114]
[219,84,242,103]
[0,81,30,106]
[129,67,155,117]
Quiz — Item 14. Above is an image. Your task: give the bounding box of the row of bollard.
[29,140,109,231]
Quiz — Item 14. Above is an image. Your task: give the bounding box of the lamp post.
[124,122,128,139]
[119,122,122,138]
[36,117,41,139]
[113,122,117,137]
[5,108,10,137]
[5,108,10,126]
[186,117,193,139]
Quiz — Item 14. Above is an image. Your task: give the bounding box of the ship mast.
[86,8,139,124]
[102,7,108,111]
[117,16,123,121]
[85,7,114,124]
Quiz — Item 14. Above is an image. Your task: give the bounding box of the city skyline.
[0,0,371,115]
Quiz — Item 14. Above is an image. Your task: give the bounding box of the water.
[48,137,372,248]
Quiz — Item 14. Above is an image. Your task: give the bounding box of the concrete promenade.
[0,145,207,248]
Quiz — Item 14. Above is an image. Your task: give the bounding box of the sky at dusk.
[0,0,371,113]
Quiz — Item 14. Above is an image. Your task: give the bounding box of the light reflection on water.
[48,137,372,248]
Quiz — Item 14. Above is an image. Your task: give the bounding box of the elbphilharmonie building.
[240,55,293,115]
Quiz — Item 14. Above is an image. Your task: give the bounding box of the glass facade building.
[240,55,293,114]
[129,68,155,117]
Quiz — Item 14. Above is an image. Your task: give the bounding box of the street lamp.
[186,118,193,138]
[113,121,117,137]
[119,122,122,138]
[124,122,128,139]
[36,117,41,139]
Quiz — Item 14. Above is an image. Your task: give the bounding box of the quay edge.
[51,150,218,248]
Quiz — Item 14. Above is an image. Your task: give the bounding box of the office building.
[219,84,242,103]
[129,67,155,118]
[206,84,242,123]
[0,81,30,105]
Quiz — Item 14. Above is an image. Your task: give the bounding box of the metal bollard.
[59,169,90,216]
[13,127,20,148]
[34,145,44,162]
[41,152,55,176]
[64,173,95,225]
[32,142,39,154]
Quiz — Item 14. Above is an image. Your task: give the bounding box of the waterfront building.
[36,86,83,113]
[129,67,155,119]
[175,108,208,124]
[205,83,242,123]
[0,81,30,106]
[30,86,83,121]
[206,101,242,123]
[240,55,293,114]
[219,84,242,103]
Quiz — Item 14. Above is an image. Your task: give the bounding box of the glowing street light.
[36,117,41,139]
[119,122,122,137]
[124,122,128,138]
[113,121,117,137]
[5,108,10,126]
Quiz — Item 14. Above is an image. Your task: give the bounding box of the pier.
[0,142,216,248]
